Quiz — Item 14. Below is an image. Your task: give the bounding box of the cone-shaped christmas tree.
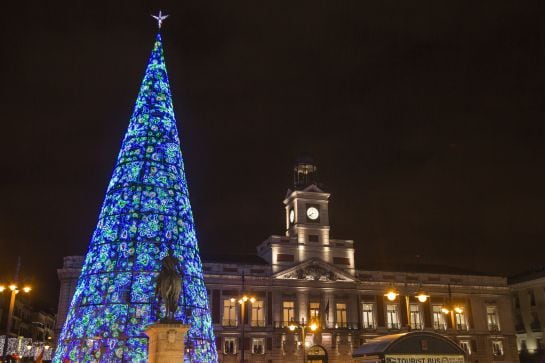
[54,33,218,363]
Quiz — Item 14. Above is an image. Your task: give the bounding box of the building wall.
[55,255,84,337]
[205,264,519,363]
[510,275,545,355]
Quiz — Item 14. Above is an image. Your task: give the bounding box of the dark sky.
[1,1,544,308]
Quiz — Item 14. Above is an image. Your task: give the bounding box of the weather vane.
[152,10,169,29]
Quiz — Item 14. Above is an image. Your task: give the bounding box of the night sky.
[1,1,544,308]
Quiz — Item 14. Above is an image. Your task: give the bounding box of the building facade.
[204,159,519,363]
[55,160,520,362]
[509,270,545,361]
[54,255,84,338]
[0,293,55,359]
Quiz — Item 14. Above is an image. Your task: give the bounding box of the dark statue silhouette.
[156,249,183,322]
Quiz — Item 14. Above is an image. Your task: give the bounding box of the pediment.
[273,258,355,282]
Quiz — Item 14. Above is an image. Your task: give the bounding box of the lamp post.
[235,271,255,363]
[440,285,464,330]
[288,317,318,363]
[1,283,32,362]
[232,294,255,363]
[384,285,429,330]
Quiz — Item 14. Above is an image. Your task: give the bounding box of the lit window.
[222,299,237,327]
[492,340,504,356]
[386,304,399,329]
[251,300,265,327]
[336,303,347,328]
[283,301,295,326]
[224,337,237,354]
[252,338,265,354]
[486,306,500,331]
[409,304,422,329]
[432,305,446,330]
[362,303,375,329]
[455,307,468,330]
[460,340,471,355]
[309,302,320,320]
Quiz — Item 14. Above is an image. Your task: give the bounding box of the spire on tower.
[293,153,319,190]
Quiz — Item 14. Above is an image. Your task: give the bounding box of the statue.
[156,249,182,322]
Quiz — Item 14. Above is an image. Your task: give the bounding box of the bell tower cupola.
[293,154,319,190]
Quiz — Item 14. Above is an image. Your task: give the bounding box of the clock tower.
[285,155,331,244]
[257,156,355,274]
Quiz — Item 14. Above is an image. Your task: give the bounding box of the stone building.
[203,159,519,363]
[509,269,545,361]
[55,160,520,362]
[54,255,84,337]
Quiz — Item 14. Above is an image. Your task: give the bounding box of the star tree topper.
[152,10,169,29]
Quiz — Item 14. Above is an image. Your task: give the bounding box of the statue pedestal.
[145,322,190,363]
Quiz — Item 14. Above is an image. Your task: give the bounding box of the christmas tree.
[54,32,218,363]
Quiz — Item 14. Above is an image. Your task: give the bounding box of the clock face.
[306,206,320,220]
[289,209,295,223]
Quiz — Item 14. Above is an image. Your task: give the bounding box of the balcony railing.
[250,320,266,328]
[488,324,500,332]
[221,319,238,327]
[433,322,447,330]
[410,322,423,330]
[530,321,542,332]
[456,323,468,331]
[274,321,360,329]
[387,323,400,329]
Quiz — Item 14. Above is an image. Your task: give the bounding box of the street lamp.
[1,283,32,361]
[235,293,255,363]
[384,286,429,329]
[288,317,319,363]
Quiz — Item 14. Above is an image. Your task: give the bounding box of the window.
[362,303,376,329]
[529,290,536,306]
[460,340,472,355]
[222,299,237,327]
[309,302,320,320]
[432,305,446,330]
[251,300,265,327]
[486,306,500,331]
[492,341,504,356]
[252,338,265,354]
[277,254,294,262]
[308,235,319,242]
[336,303,347,328]
[224,337,237,354]
[531,311,542,331]
[283,301,294,326]
[409,304,423,329]
[455,307,468,330]
[386,304,399,329]
[333,257,350,265]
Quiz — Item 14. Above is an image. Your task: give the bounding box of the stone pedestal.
[145,322,190,363]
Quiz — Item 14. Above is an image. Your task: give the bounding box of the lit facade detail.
[53,34,217,362]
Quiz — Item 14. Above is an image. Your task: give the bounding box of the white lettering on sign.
[385,355,465,363]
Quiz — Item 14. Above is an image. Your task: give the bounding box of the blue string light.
[53,34,218,363]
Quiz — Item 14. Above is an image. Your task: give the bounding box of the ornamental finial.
[151,10,169,29]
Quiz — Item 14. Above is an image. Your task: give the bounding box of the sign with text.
[385,355,465,363]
